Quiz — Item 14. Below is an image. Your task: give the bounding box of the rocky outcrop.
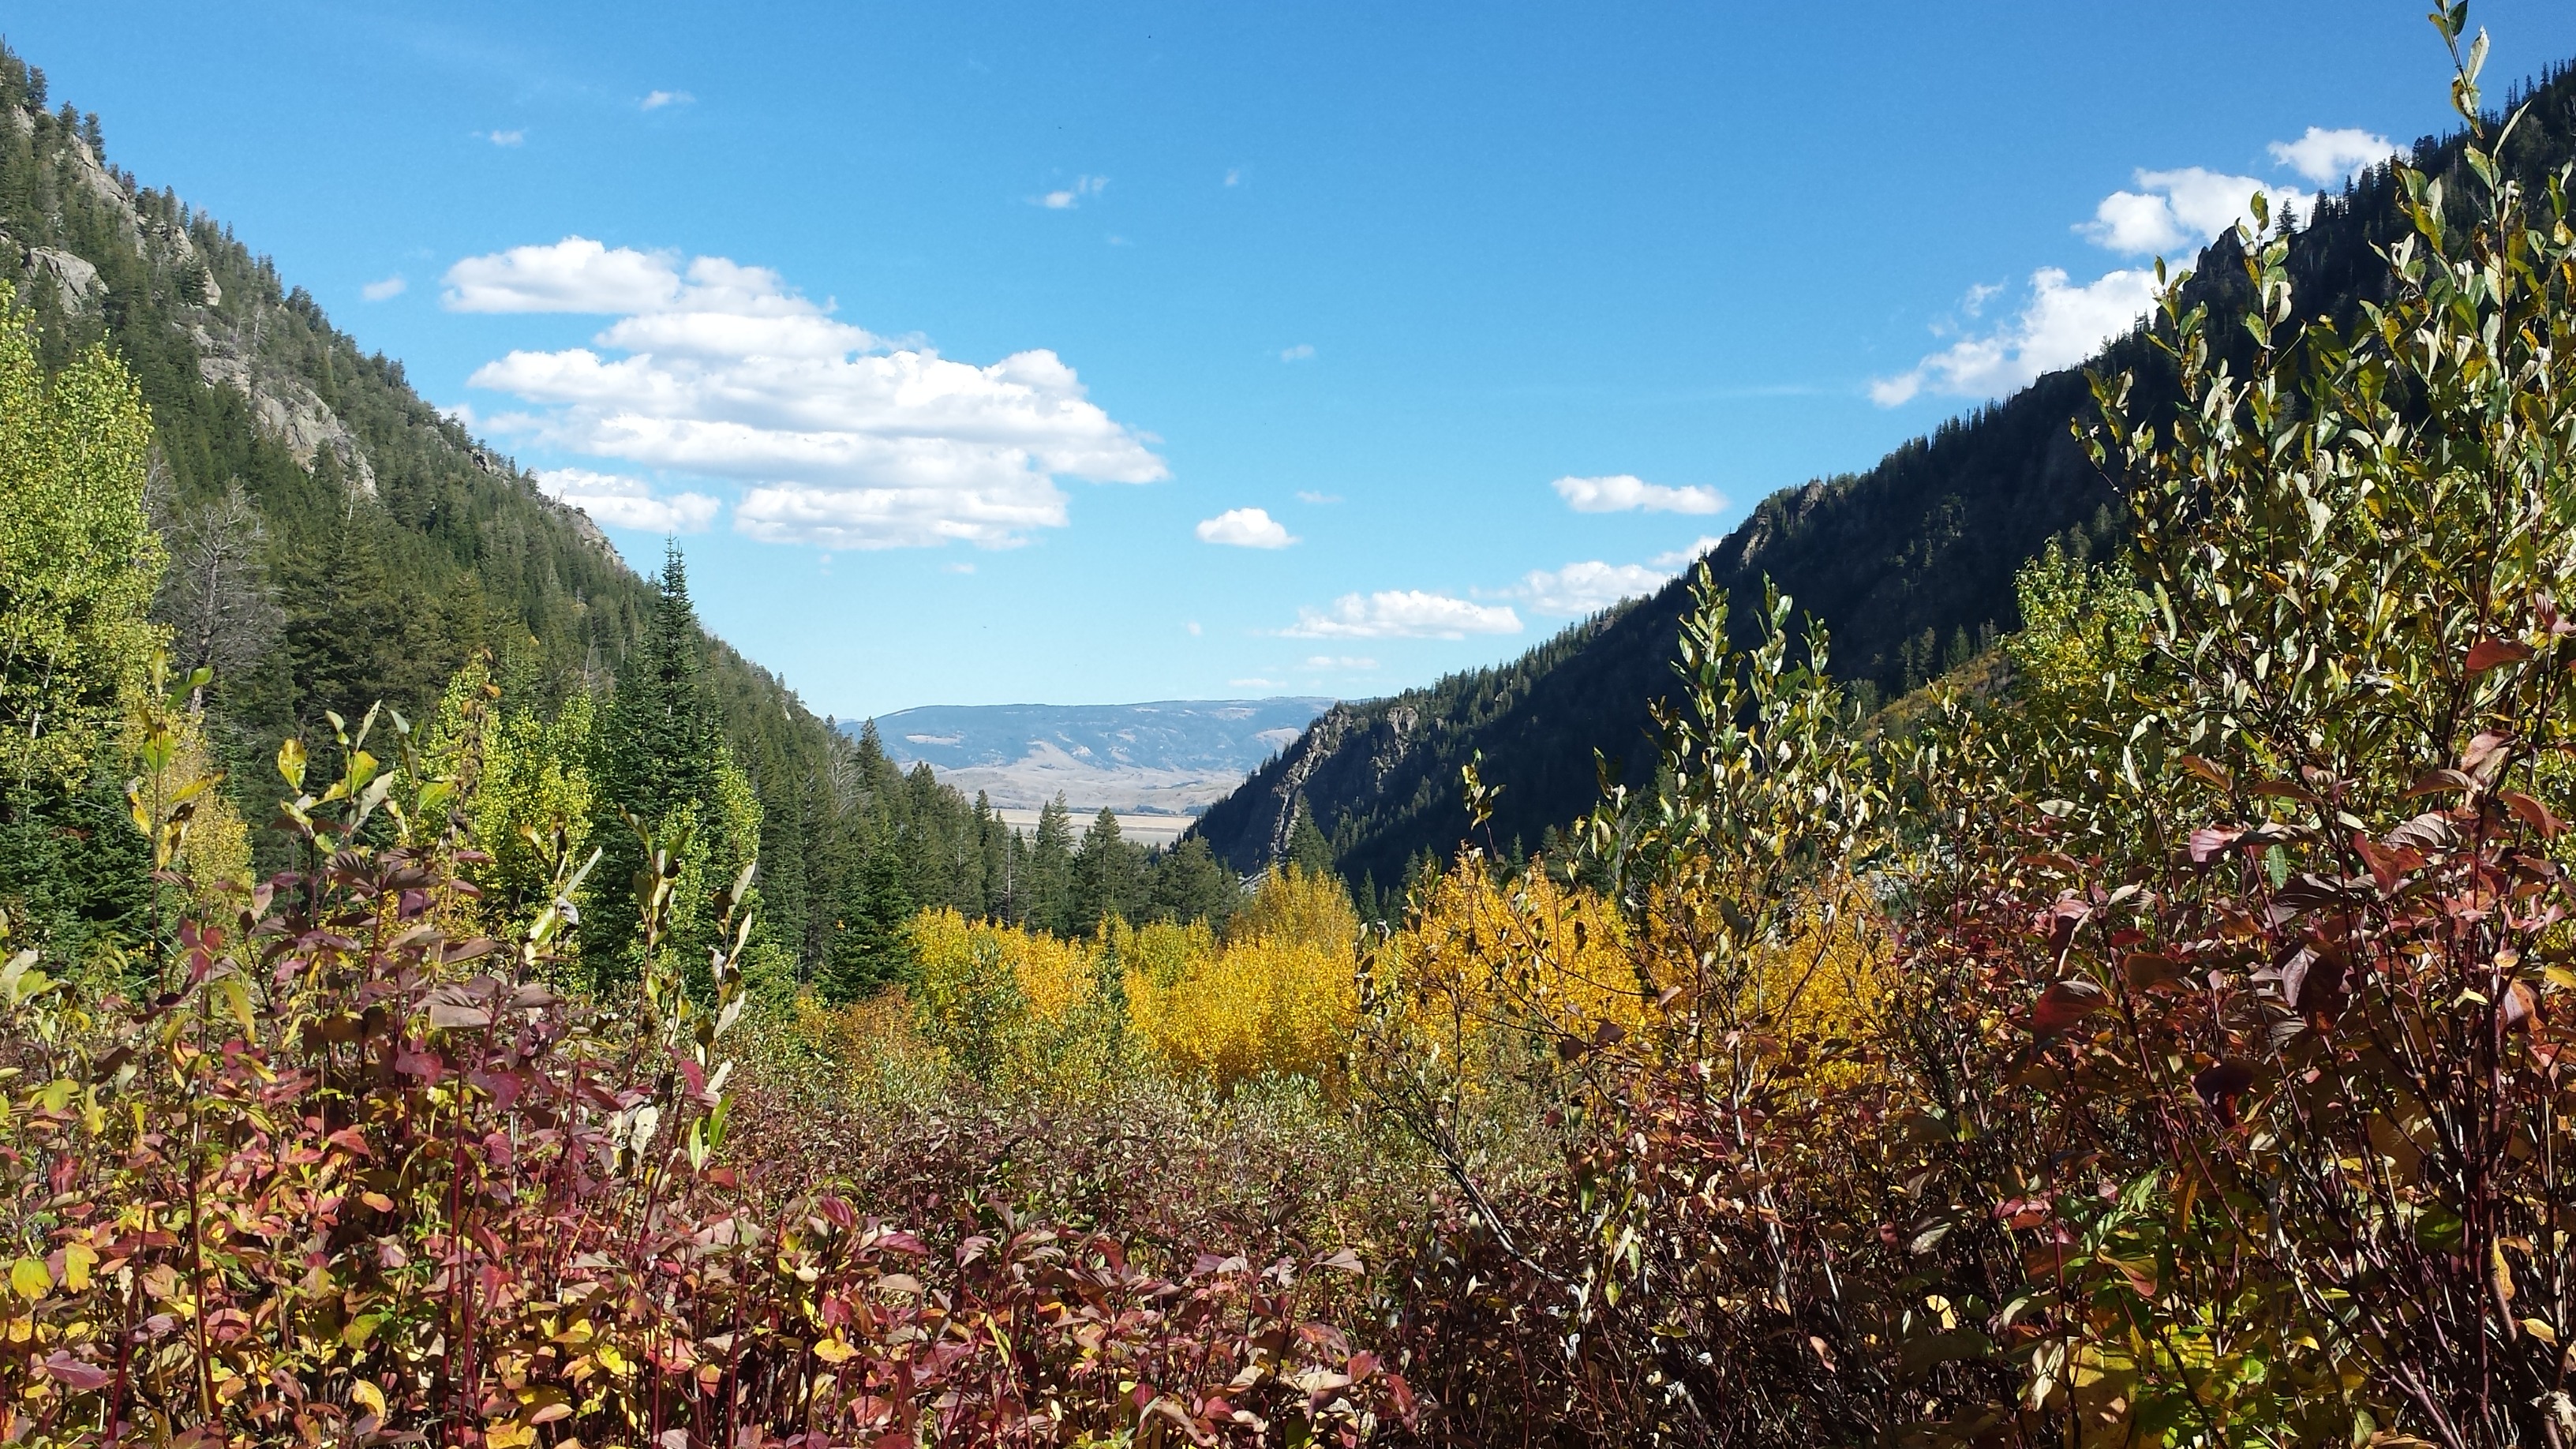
[25,245,97,308]
[193,324,378,496]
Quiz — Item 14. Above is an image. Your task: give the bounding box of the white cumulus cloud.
[2078,167,2311,256]
[1552,474,1724,515]
[2269,126,2398,185]
[361,275,406,302]
[1870,266,2162,406]
[1284,591,1522,640]
[535,467,719,534]
[451,236,1166,549]
[1511,560,1668,616]
[444,238,687,314]
[1874,138,2364,409]
[1196,507,1296,549]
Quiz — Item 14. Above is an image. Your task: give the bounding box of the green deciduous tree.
[0,279,163,792]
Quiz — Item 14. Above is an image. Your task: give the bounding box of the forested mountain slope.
[1195,58,2576,893]
[0,47,999,976]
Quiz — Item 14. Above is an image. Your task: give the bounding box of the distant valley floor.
[854,697,1336,822]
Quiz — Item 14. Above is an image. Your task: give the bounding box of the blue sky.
[20,2,2576,719]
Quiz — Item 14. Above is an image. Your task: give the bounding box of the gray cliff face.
[15,129,361,501]
[192,324,378,496]
[1195,698,1435,876]
[24,245,95,308]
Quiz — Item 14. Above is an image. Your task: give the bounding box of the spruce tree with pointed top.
[1286,797,1335,878]
[583,541,751,984]
[1025,794,1075,934]
[822,839,913,1003]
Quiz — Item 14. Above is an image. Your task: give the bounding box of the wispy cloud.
[478,129,526,147]
[535,467,719,533]
[641,89,695,110]
[1196,507,1297,549]
[1284,590,1522,640]
[447,236,1166,550]
[1295,490,1342,505]
[1552,474,1724,515]
[1224,167,1245,187]
[1037,174,1108,210]
[1303,655,1376,671]
[361,275,407,302]
[1279,343,1316,362]
[1650,536,1723,569]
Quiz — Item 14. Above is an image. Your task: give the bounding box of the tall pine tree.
[582,543,758,987]
[821,841,913,1004]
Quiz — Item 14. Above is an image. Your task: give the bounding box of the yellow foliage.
[1635,875,1891,1069]
[1387,862,1646,1052]
[901,871,1371,1092]
[1227,865,1359,952]
[911,908,1121,1088]
[145,713,250,910]
[1124,870,1362,1088]
[0,282,167,790]
[1127,930,1354,1088]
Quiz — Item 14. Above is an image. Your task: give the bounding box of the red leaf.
[2466,638,2533,673]
[2179,754,2234,790]
[2192,1060,2256,1125]
[39,1351,110,1391]
[2188,826,2244,863]
[424,978,500,1030]
[2503,790,2565,840]
[2502,979,2539,1033]
[2463,730,2516,782]
[2039,896,2091,960]
[2028,978,2108,1035]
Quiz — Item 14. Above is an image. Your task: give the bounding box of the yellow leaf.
[2523,1317,2559,1346]
[211,975,254,1034]
[350,1379,388,1418]
[61,1243,94,1292]
[485,1426,534,1449]
[812,1335,857,1365]
[9,1257,50,1300]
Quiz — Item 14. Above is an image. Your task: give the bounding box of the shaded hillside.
[1196,58,2576,891]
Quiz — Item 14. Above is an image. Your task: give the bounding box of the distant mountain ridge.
[856,698,1334,814]
[1192,58,2576,889]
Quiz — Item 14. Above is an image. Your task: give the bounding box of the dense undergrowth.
[6,14,2576,1446]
